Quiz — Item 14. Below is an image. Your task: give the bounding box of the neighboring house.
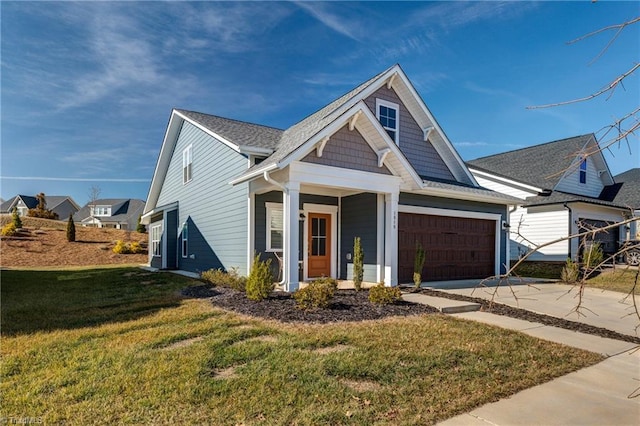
[142,64,520,291]
[74,199,145,230]
[467,135,632,262]
[613,168,640,240]
[0,194,80,219]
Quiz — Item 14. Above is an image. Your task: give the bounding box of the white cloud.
[294,2,364,42]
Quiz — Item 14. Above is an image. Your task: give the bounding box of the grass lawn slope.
[1,267,603,425]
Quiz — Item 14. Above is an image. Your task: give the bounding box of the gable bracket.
[377,148,391,168]
[316,136,330,157]
[386,72,397,89]
[423,126,434,142]
[349,110,362,131]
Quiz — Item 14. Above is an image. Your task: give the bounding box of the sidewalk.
[402,288,640,425]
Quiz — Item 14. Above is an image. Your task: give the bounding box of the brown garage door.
[398,213,496,282]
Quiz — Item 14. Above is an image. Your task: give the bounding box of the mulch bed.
[183,284,640,345]
[182,285,438,323]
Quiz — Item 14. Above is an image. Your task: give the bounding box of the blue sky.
[2,1,639,206]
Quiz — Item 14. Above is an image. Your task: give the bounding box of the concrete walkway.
[402,285,640,425]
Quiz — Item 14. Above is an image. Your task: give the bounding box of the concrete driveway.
[429,279,639,338]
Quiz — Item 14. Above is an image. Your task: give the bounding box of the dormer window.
[579,158,587,184]
[376,99,399,145]
[92,206,111,216]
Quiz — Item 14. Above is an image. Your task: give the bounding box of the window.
[181,222,188,258]
[91,206,111,217]
[151,224,162,257]
[266,203,283,251]
[579,158,587,184]
[376,99,399,144]
[183,145,193,184]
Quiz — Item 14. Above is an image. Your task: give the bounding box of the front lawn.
[1,267,602,425]
[584,268,639,295]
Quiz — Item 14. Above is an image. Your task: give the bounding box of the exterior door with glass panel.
[308,213,331,278]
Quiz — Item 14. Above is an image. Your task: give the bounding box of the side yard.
[1,267,602,425]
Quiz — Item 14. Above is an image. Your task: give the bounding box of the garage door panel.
[398,212,496,282]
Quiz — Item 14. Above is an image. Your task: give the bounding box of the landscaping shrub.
[246,254,274,301]
[368,283,402,305]
[129,241,144,254]
[353,236,363,291]
[136,215,146,233]
[66,213,75,242]
[201,267,246,292]
[413,241,426,288]
[560,258,579,284]
[294,278,337,310]
[1,222,17,237]
[113,240,130,254]
[583,242,603,270]
[11,207,22,229]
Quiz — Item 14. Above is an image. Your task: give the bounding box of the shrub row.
[201,267,247,292]
[112,240,145,254]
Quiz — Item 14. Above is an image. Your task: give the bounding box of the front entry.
[307,213,332,277]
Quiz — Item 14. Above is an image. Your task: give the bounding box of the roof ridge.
[176,108,285,132]
[469,133,595,162]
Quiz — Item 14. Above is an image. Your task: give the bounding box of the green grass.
[583,268,640,294]
[1,267,603,425]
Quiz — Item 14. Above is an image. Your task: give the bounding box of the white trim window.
[266,202,283,252]
[579,158,587,184]
[151,224,162,257]
[376,98,399,144]
[181,222,188,258]
[91,205,111,217]
[183,144,193,184]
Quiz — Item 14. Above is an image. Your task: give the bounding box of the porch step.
[401,293,481,314]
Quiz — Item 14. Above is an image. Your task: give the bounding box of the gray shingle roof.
[176,109,283,151]
[523,191,626,208]
[467,134,594,190]
[1,195,76,213]
[421,178,523,203]
[74,199,146,222]
[613,168,640,209]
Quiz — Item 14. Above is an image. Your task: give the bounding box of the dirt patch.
[313,344,352,355]
[340,379,383,392]
[1,221,148,268]
[211,365,244,380]
[161,336,204,351]
[182,285,439,324]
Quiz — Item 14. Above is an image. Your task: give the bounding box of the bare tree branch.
[568,16,640,64]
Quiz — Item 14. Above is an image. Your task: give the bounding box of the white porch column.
[384,192,399,287]
[284,182,300,292]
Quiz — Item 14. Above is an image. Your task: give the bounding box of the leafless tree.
[87,185,101,227]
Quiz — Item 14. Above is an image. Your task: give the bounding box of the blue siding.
[399,193,509,273]
[166,210,178,269]
[341,193,378,282]
[156,121,249,274]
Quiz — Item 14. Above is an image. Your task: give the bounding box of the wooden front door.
[308,213,332,278]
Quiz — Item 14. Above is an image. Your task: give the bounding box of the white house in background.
[467,134,633,262]
[74,199,145,230]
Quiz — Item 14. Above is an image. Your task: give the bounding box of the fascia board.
[173,110,242,153]
[469,167,543,194]
[394,71,478,186]
[144,111,184,215]
[229,163,278,186]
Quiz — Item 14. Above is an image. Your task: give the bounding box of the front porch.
[249,162,404,292]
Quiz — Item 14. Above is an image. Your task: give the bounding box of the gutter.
[563,202,573,260]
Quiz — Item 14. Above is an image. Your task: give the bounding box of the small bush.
[294,279,337,310]
[1,222,17,237]
[201,267,246,292]
[353,237,364,291]
[246,254,274,301]
[583,242,603,270]
[129,241,144,254]
[66,213,75,242]
[136,215,146,233]
[560,258,579,284]
[11,208,22,229]
[368,283,402,305]
[113,240,130,254]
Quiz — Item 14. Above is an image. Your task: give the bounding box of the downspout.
[264,171,288,285]
[564,202,573,260]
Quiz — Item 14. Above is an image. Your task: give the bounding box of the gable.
[364,86,454,181]
[301,124,391,175]
[555,153,606,197]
